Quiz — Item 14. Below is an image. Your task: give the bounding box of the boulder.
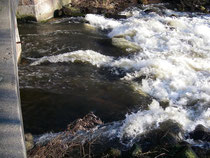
[175,146,198,158]
[137,120,184,152]
[112,37,142,53]
[189,124,210,142]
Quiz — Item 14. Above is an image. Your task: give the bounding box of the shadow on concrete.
[0,117,21,125]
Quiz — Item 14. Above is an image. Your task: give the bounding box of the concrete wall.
[15,18,22,62]
[0,0,26,157]
[17,0,71,21]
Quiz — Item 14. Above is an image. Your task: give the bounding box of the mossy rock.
[16,15,36,23]
[25,133,34,151]
[131,144,142,157]
[25,141,34,151]
[108,148,121,157]
[175,146,198,158]
[62,6,84,17]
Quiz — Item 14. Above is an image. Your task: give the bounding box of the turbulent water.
[19,17,149,134]
[19,4,210,146]
[86,6,210,139]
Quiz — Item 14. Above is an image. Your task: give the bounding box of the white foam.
[31,7,210,143]
[34,132,60,145]
[31,50,113,67]
[85,14,121,30]
[85,7,210,139]
[118,100,193,140]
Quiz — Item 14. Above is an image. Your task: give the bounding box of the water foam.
[30,7,210,144]
[85,7,210,139]
[31,50,113,67]
[85,14,121,30]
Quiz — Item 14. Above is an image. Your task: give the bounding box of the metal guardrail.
[0,0,27,157]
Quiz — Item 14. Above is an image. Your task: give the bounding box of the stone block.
[17,0,72,21]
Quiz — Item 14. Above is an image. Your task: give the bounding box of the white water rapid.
[31,5,210,144]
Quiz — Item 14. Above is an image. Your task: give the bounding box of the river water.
[18,18,151,134]
[19,4,210,147]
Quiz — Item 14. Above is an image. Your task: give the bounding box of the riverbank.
[27,113,210,158]
[17,0,210,23]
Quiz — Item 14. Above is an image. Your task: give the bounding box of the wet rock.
[108,148,122,157]
[167,19,187,30]
[189,124,210,142]
[144,8,163,15]
[25,133,34,151]
[175,146,198,158]
[192,146,210,158]
[137,120,184,152]
[181,0,209,11]
[113,31,137,39]
[104,13,127,19]
[130,144,142,157]
[112,37,142,53]
[166,0,210,12]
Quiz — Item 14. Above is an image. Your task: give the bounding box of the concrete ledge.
[0,0,26,157]
[17,0,71,21]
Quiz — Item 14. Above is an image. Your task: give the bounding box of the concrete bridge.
[0,0,27,157]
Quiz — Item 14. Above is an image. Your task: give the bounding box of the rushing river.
[19,4,210,148]
[18,18,151,134]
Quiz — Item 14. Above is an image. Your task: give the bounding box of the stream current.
[19,4,210,147]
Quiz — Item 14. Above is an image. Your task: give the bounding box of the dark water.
[18,19,150,134]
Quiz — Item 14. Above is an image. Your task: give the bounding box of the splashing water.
[31,6,210,143]
[87,7,210,139]
[31,50,113,67]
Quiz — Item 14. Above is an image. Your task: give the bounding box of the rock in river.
[112,37,142,53]
[190,124,210,142]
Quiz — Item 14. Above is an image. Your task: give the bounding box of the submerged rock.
[112,37,142,53]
